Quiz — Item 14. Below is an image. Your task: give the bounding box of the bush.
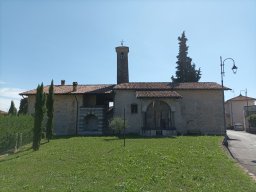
[248,114,256,127]
[109,117,127,135]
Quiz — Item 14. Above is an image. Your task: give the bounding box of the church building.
[20,45,228,136]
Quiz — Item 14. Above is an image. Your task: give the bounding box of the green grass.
[0,136,255,191]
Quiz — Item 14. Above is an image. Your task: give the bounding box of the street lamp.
[240,89,249,131]
[220,56,238,145]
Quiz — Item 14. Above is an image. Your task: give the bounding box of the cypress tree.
[46,80,54,142]
[32,83,46,151]
[18,98,28,115]
[172,31,201,82]
[8,100,17,116]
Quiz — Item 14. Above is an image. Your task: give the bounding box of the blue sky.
[0,0,255,111]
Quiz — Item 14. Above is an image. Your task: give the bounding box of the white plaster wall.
[225,100,255,128]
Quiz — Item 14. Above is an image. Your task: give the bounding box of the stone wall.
[27,95,36,115]
[177,90,224,135]
[114,89,224,135]
[114,90,180,135]
[114,90,141,134]
[26,88,224,136]
[78,107,106,135]
[27,94,83,135]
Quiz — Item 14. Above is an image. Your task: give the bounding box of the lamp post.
[220,56,238,145]
[240,89,249,131]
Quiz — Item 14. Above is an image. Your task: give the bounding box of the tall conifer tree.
[172,31,201,82]
[46,80,54,142]
[8,100,17,115]
[18,98,28,115]
[32,83,45,151]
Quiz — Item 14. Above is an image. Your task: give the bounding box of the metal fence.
[0,131,33,154]
[0,115,34,155]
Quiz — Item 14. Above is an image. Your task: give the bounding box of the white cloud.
[0,81,7,85]
[0,87,25,112]
[0,97,21,112]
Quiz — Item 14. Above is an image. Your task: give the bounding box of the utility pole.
[123,108,126,147]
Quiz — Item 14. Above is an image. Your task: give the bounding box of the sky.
[0,0,255,112]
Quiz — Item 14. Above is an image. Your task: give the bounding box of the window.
[131,104,138,114]
[120,52,124,59]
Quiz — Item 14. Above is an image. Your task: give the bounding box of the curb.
[224,139,256,182]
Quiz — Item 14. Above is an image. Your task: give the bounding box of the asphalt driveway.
[227,130,256,176]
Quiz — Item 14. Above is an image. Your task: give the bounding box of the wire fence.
[0,115,33,155]
[0,131,33,154]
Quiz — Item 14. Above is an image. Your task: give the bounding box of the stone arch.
[84,114,98,131]
[145,100,172,130]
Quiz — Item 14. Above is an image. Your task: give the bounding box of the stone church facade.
[21,45,228,136]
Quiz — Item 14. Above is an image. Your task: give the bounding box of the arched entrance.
[145,101,173,131]
[84,114,98,131]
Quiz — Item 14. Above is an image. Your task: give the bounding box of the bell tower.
[116,43,129,84]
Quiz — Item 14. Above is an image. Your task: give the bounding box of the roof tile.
[136,91,182,98]
[20,82,230,96]
[114,82,229,90]
[226,95,256,102]
[20,84,115,95]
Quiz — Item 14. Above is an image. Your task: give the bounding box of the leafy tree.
[248,114,256,127]
[8,100,17,116]
[172,31,201,82]
[32,83,46,151]
[18,98,28,115]
[110,117,127,136]
[46,80,54,141]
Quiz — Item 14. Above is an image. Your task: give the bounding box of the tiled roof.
[20,84,115,95]
[226,95,256,102]
[136,91,182,98]
[114,82,230,90]
[20,82,229,96]
[0,110,8,114]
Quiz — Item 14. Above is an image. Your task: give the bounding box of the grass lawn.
[0,136,255,191]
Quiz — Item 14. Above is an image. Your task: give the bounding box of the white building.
[225,95,256,130]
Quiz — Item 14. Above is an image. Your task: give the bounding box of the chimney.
[116,45,129,84]
[73,82,78,92]
[61,80,65,86]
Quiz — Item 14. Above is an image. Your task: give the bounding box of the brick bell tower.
[116,42,129,84]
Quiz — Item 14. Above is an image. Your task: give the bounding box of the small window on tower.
[120,52,124,59]
[131,104,138,114]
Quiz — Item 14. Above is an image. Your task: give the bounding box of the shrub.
[248,114,256,127]
[109,117,127,135]
[0,115,33,153]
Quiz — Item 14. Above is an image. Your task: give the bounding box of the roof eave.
[137,96,182,99]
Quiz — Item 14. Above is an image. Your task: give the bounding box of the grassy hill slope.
[0,136,255,191]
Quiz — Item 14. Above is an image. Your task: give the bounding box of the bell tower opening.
[116,44,129,84]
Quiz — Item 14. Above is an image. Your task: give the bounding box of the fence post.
[15,133,18,152]
[123,108,126,147]
[19,133,23,149]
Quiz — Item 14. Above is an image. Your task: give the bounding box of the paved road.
[227,130,256,176]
